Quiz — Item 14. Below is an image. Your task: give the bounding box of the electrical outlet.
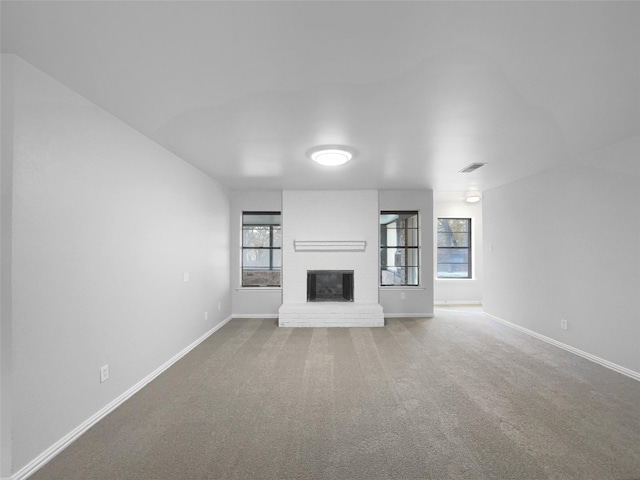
[560,319,568,330]
[183,272,189,282]
[100,364,110,383]
[204,311,209,320]
[400,292,406,300]
[218,302,221,311]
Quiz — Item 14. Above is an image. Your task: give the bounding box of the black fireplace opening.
[307,270,354,302]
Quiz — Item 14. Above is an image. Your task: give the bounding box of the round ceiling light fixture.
[465,192,482,203]
[308,146,354,166]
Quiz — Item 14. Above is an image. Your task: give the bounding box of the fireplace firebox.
[307,270,354,302]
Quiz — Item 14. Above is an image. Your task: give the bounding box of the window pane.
[243,248,280,269]
[437,264,470,278]
[272,249,282,268]
[437,231,469,247]
[380,269,394,285]
[272,227,282,247]
[380,247,419,267]
[243,227,270,248]
[242,213,280,225]
[406,266,419,285]
[438,248,469,264]
[242,270,280,287]
[380,211,419,247]
[242,226,282,248]
[242,249,281,286]
[380,211,418,226]
[381,228,419,247]
[405,247,419,267]
[437,218,469,233]
[380,266,419,286]
[381,248,394,267]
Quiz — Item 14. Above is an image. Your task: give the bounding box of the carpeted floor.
[32,306,640,479]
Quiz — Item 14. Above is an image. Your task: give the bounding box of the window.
[242,212,281,287]
[380,211,419,286]
[437,218,471,278]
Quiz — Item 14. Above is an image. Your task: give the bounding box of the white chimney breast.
[279,190,384,327]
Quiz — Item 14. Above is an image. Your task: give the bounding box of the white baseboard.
[235,313,439,323]
[483,312,640,382]
[434,301,482,306]
[234,313,438,320]
[384,313,434,318]
[234,313,439,321]
[10,315,233,480]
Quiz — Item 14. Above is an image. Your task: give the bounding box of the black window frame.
[437,217,472,279]
[380,210,420,286]
[241,211,281,287]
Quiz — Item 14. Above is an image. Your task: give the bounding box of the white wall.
[434,196,483,304]
[483,136,640,375]
[232,189,437,319]
[231,190,282,317]
[379,190,434,317]
[1,52,16,480]
[2,55,232,476]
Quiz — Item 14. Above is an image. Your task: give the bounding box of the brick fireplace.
[278,190,384,327]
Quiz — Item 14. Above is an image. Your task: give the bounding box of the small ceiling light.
[309,146,353,166]
[465,192,482,203]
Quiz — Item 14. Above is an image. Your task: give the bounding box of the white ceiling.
[2,1,639,193]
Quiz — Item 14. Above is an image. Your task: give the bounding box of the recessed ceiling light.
[309,146,353,166]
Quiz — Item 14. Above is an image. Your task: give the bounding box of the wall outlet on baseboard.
[400,292,406,300]
[100,364,110,383]
[560,319,568,330]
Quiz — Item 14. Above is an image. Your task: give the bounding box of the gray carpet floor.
[32,306,640,479]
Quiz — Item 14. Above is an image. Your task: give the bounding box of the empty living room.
[1,1,639,479]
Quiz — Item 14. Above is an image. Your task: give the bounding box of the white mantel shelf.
[294,240,367,252]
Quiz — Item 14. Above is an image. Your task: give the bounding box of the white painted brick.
[279,190,383,326]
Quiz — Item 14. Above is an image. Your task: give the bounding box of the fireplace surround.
[278,190,384,327]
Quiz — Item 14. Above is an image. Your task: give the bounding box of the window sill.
[380,286,426,290]
[236,287,282,291]
[435,277,476,281]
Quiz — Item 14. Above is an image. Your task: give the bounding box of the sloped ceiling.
[2,1,639,192]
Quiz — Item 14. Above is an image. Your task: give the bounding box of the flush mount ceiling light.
[308,146,354,166]
[465,192,482,203]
